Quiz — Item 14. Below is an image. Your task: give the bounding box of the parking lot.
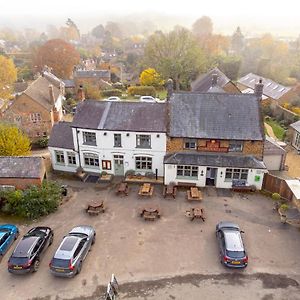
[0,179,300,300]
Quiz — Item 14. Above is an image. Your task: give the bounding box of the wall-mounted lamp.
[156,134,160,138]
[104,132,107,136]
[126,133,130,137]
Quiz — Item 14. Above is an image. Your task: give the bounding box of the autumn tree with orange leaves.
[33,39,80,79]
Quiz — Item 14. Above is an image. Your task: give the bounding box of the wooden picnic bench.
[185,207,206,222]
[85,200,105,216]
[187,187,203,201]
[139,205,161,221]
[116,182,129,196]
[163,184,177,199]
[138,183,154,197]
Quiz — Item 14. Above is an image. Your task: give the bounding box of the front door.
[114,155,124,176]
[206,167,218,186]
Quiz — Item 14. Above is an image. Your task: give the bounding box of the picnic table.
[163,184,177,199]
[187,187,203,201]
[185,207,205,222]
[85,200,105,216]
[138,183,154,197]
[116,182,129,196]
[139,205,161,221]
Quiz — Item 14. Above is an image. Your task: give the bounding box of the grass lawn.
[265,118,286,140]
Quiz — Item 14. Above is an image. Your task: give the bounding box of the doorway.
[114,155,124,176]
[206,167,218,186]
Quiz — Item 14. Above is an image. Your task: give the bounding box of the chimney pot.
[166,78,174,101]
[77,85,85,101]
[49,84,55,105]
[254,78,264,100]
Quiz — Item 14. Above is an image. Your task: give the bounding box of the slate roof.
[63,79,75,88]
[74,70,111,79]
[191,68,231,92]
[290,120,300,132]
[48,122,74,149]
[238,73,291,100]
[169,92,264,140]
[0,156,45,178]
[164,152,266,169]
[72,100,167,132]
[264,136,286,155]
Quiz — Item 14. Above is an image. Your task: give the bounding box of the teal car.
[0,224,19,258]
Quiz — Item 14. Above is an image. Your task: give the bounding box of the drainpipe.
[75,128,82,169]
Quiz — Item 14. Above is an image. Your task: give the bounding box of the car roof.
[13,236,40,257]
[223,230,244,252]
[54,236,81,259]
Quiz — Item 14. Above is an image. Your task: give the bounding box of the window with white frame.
[225,168,248,181]
[67,152,76,165]
[228,141,243,152]
[55,150,65,164]
[136,135,151,148]
[184,139,197,149]
[295,132,300,148]
[135,156,152,171]
[177,165,198,178]
[30,113,41,123]
[83,153,99,167]
[114,134,122,147]
[82,131,96,146]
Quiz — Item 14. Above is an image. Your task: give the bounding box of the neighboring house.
[63,80,75,96]
[73,70,111,91]
[285,179,300,211]
[263,136,286,171]
[290,120,300,151]
[237,73,296,104]
[191,67,240,93]
[49,101,167,177]
[164,92,267,190]
[0,156,46,189]
[1,71,65,141]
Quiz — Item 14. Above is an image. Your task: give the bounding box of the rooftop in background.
[264,136,286,155]
[63,80,75,88]
[73,70,111,79]
[48,122,74,149]
[169,92,264,140]
[238,73,291,100]
[0,156,45,178]
[290,120,300,132]
[72,100,167,132]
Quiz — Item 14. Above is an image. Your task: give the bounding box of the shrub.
[127,86,156,97]
[101,89,122,97]
[1,181,62,220]
[280,204,289,211]
[271,193,281,201]
[125,170,135,177]
[36,137,49,148]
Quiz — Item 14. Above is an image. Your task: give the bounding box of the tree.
[83,83,101,99]
[91,24,105,39]
[0,55,17,99]
[218,56,241,80]
[144,28,208,90]
[192,16,213,39]
[0,123,31,156]
[139,68,164,88]
[33,39,80,78]
[105,22,123,39]
[231,27,244,54]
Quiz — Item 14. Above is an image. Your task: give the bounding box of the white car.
[107,96,121,101]
[139,96,156,103]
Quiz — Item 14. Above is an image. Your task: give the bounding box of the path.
[264,122,277,139]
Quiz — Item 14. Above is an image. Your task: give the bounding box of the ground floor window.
[55,150,65,164]
[67,152,76,165]
[295,132,300,148]
[83,153,99,167]
[177,165,198,178]
[225,168,248,181]
[135,156,152,171]
[102,160,112,170]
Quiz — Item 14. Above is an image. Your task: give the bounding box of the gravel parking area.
[0,179,299,300]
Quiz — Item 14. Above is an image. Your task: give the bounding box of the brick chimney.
[49,85,55,105]
[254,78,264,100]
[166,78,174,101]
[76,85,85,101]
[211,73,218,87]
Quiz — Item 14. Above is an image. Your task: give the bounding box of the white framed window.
[67,152,76,165]
[184,139,197,149]
[295,132,300,148]
[83,153,99,167]
[30,113,41,123]
[55,150,65,164]
[225,168,248,181]
[114,134,122,147]
[83,131,97,146]
[177,165,198,178]
[228,141,243,152]
[136,135,151,148]
[135,156,152,171]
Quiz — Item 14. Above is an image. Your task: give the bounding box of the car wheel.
[49,234,53,246]
[32,259,40,272]
[92,233,96,245]
[76,261,82,275]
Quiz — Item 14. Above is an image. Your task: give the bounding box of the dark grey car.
[216,221,248,268]
[49,225,96,277]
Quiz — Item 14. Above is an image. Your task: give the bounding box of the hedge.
[127,86,156,97]
[101,89,122,97]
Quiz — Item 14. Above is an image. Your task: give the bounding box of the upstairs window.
[114,134,122,147]
[83,131,96,146]
[184,139,197,149]
[30,113,41,123]
[136,135,151,149]
[229,141,243,152]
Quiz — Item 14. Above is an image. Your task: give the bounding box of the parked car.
[139,96,156,103]
[107,96,121,101]
[216,221,248,268]
[8,227,53,274]
[49,225,96,277]
[0,224,19,258]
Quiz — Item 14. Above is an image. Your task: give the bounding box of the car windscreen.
[9,257,29,265]
[51,258,70,268]
[226,251,245,258]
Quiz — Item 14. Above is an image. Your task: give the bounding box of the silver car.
[49,225,96,277]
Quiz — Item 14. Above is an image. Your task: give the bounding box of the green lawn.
[265,118,286,140]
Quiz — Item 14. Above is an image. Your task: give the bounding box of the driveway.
[0,180,299,300]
